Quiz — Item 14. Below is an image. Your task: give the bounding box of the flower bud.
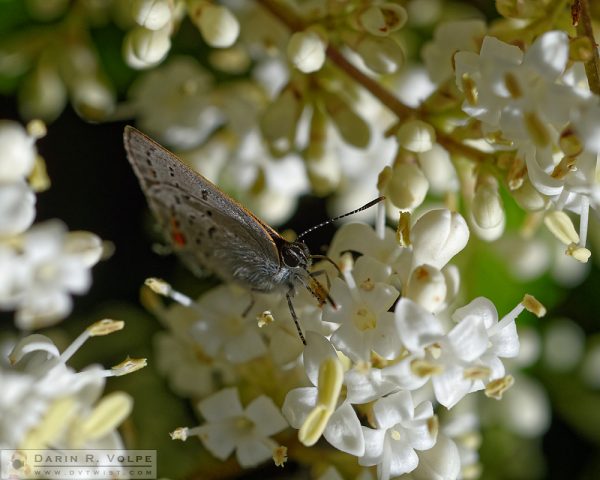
[123,26,171,69]
[64,231,104,267]
[406,264,447,313]
[472,180,504,229]
[71,76,115,121]
[0,121,36,181]
[386,163,429,210]
[418,144,458,194]
[512,178,547,211]
[132,0,172,30]
[287,30,327,73]
[19,65,67,123]
[357,3,407,36]
[306,147,341,196]
[354,35,404,74]
[322,91,370,149]
[260,85,303,156]
[442,264,460,305]
[0,181,36,235]
[397,120,436,153]
[411,209,469,269]
[470,209,505,241]
[189,1,239,48]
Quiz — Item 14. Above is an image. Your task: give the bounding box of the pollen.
[463,365,491,380]
[504,72,522,98]
[411,358,443,377]
[524,111,550,147]
[273,446,288,467]
[485,374,515,400]
[354,307,377,331]
[461,73,478,106]
[360,277,375,291]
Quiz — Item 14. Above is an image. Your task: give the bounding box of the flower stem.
[574,0,600,95]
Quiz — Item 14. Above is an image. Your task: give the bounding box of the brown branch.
[574,0,600,95]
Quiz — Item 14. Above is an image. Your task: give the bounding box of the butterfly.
[124,126,383,343]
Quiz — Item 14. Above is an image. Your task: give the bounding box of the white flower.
[327,223,405,268]
[1,319,142,449]
[190,284,267,363]
[282,333,365,456]
[324,255,400,362]
[454,31,600,254]
[440,402,481,478]
[418,143,459,195]
[131,0,172,30]
[191,387,287,467]
[189,1,240,48]
[384,163,429,210]
[130,56,224,149]
[434,297,520,408]
[123,25,172,69]
[393,296,522,408]
[407,433,461,480]
[154,330,237,398]
[411,209,470,270]
[359,391,438,479]
[0,181,36,236]
[422,19,486,83]
[0,220,103,329]
[287,30,327,73]
[397,120,436,153]
[0,120,37,182]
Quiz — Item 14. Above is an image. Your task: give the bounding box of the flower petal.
[198,387,243,421]
[197,420,237,460]
[324,402,365,456]
[304,332,338,386]
[282,387,317,428]
[395,298,443,353]
[245,395,288,437]
[235,435,272,467]
[446,316,488,362]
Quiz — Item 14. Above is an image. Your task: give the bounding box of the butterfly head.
[281,241,311,272]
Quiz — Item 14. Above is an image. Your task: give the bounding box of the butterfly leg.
[286,292,306,345]
[309,270,338,310]
[310,269,331,290]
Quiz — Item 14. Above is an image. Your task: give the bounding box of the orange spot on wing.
[170,217,187,247]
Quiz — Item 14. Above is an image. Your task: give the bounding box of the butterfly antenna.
[297,196,385,240]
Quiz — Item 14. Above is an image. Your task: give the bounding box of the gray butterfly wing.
[124,126,283,289]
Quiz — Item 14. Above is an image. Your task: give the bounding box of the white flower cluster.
[152,207,543,478]
[439,28,599,261]
[0,319,145,450]
[0,120,104,329]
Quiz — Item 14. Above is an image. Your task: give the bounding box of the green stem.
[575,0,600,95]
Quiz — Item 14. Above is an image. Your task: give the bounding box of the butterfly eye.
[282,244,306,268]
